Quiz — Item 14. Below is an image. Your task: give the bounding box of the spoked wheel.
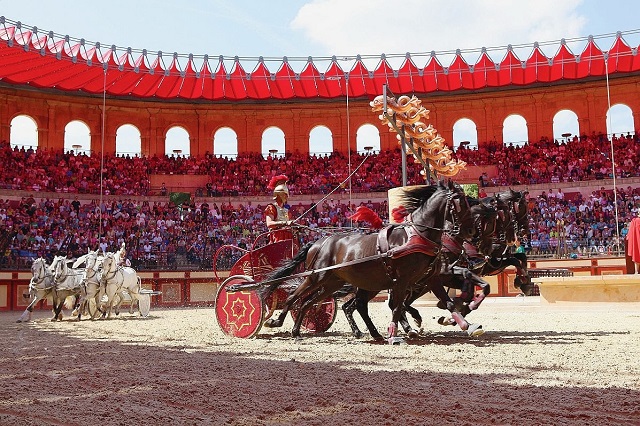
[291,296,337,333]
[215,275,265,338]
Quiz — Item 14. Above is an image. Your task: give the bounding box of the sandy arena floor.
[2,297,640,425]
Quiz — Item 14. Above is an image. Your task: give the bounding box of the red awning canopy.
[0,22,638,101]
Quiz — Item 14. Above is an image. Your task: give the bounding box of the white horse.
[17,258,55,322]
[71,249,104,320]
[50,255,84,321]
[100,251,142,319]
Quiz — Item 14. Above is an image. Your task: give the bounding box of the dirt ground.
[2,297,640,425]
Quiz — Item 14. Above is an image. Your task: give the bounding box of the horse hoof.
[407,330,419,339]
[263,319,278,328]
[388,336,404,345]
[371,333,384,341]
[467,324,484,337]
[437,316,456,326]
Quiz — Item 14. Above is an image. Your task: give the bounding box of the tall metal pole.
[346,75,352,209]
[383,84,407,187]
[605,56,621,254]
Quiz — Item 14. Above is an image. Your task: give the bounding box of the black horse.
[342,195,500,340]
[402,189,533,332]
[262,180,476,342]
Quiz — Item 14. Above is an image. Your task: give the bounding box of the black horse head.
[470,197,499,255]
[399,180,475,242]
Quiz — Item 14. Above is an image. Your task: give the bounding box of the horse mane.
[495,189,525,204]
[472,197,498,220]
[398,183,442,214]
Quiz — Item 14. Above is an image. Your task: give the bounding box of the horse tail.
[64,295,77,310]
[262,242,314,296]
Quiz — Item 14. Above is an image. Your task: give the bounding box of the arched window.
[214,127,238,159]
[553,110,579,142]
[165,126,190,157]
[115,124,142,157]
[261,126,285,158]
[606,104,635,137]
[309,125,333,156]
[64,120,91,156]
[10,115,38,150]
[452,118,478,150]
[503,114,528,147]
[356,124,380,153]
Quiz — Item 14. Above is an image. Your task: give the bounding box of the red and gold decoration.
[370,94,466,177]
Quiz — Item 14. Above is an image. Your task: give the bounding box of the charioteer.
[264,174,294,243]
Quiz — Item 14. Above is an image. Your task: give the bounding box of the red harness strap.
[378,224,440,259]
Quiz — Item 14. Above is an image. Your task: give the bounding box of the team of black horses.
[263,179,532,343]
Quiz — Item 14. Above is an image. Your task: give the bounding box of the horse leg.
[353,290,383,341]
[341,296,365,339]
[404,303,423,329]
[389,291,412,335]
[291,287,336,338]
[264,275,320,329]
[468,277,490,311]
[387,287,410,345]
[17,292,43,323]
[51,295,65,321]
[431,282,483,336]
[129,293,139,315]
[104,286,118,319]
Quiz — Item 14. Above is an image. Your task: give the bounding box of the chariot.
[213,229,339,338]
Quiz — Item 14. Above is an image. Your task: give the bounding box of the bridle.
[30,258,52,286]
[407,189,471,240]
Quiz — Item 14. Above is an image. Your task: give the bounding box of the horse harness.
[29,261,55,291]
[376,192,467,283]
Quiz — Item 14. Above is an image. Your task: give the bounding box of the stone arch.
[503,114,528,147]
[214,127,238,159]
[309,125,333,156]
[115,124,142,157]
[64,120,91,155]
[10,114,38,150]
[355,124,380,153]
[261,126,285,158]
[452,118,478,150]
[553,110,579,142]
[165,126,190,157]
[606,103,635,137]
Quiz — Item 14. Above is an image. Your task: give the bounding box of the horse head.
[101,252,117,275]
[85,249,102,276]
[51,255,69,282]
[471,197,499,255]
[444,180,475,241]
[493,194,518,247]
[512,190,530,244]
[31,257,49,283]
[401,179,475,242]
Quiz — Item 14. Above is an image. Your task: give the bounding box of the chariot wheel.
[291,296,337,333]
[215,275,265,338]
[138,293,151,317]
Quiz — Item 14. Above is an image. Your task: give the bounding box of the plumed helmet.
[267,174,289,198]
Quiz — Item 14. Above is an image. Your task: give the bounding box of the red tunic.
[626,217,640,263]
[264,203,293,243]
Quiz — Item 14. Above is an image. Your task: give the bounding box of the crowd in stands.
[456,132,640,186]
[2,131,638,197]
[0,194,388,270]
[1,130,640,269]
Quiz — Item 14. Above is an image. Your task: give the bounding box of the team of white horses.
[16,243,152,322]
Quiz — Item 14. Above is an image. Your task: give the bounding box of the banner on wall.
[169,192,191,208]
